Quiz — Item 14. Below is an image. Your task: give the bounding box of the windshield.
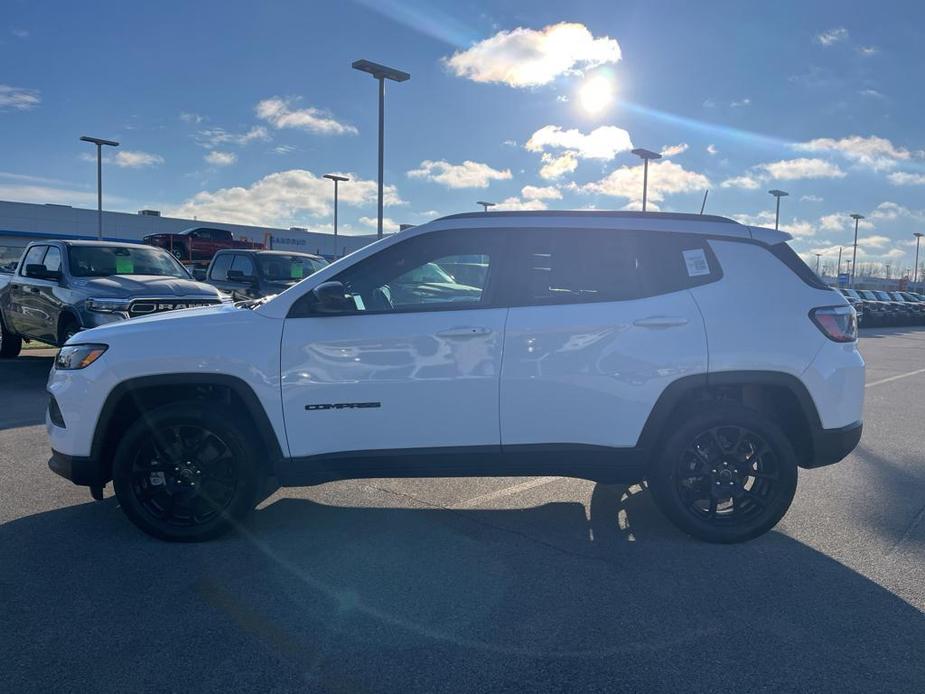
[858,290,877,300]
[258,254,327,281]
[841,289,859,299]
[875,291,892,301]
[68,245,190,278]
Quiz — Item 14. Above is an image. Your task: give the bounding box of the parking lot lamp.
[768,189,788,231]
[837,247,843,275]
[323,174,349,257]
[351,59,410,239]
[815,253,822,275]
[914,232,923,285]
[80,136,119,240]
[849,214,864,287]
[630,148,661,212]
[476,201,496,212]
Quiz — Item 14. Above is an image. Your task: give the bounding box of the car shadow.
[0,353,54,428]
[2,483,923,693]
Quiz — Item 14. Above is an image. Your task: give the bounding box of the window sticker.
[291,264,304,279]
[682,249,710,277]
[115,257,135,274]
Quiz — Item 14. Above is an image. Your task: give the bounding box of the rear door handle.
[436,326,492,338]
[633,316,689,329]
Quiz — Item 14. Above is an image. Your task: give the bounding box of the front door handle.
[436,326,492,338]
[633,316,689,329]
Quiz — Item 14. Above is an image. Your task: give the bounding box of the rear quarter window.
[767,243,831,290]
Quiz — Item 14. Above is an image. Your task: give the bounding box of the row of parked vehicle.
[838,287,925,327]
[0,240,329,357]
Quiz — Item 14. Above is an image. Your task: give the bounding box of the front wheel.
[112,402,262,541]
[647,405,798,543]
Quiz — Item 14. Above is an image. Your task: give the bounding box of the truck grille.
[128,299,220,317]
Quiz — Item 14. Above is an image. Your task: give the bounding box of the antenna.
[699,189,709,215]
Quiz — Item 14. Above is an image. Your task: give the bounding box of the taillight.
[810,305,857,343]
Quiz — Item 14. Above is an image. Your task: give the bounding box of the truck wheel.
[58,315,80,345]
[171,246,187,261]
[0,317,22,358]
[111,402,262,542]
[647,405,798,543]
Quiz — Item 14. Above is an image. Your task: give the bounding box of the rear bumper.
[805,421,863,469]
[48,449,108,487]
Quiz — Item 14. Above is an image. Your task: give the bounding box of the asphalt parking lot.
[2,330,924,693]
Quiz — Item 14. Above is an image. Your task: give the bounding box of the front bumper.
[804,421,863,469]
[48,449,109,487]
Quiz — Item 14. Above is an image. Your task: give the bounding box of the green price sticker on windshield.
[291,264,304,279]
[115,257,134,274]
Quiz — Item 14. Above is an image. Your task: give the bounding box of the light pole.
[914,232,923,286]
[476,201,496,212]
[849,213,864,287]
[323,174,349,258]
[837,246,843,276]
[768,189,788,231]
[815,253,822,275]
[352,59,410,239]
[80,135,119,240]
[630,148,661,211]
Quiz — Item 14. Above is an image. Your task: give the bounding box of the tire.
[647,404,798,543]
[0,315,22,358]
[112,401,263,542]
[58,315,80,345]
[171,246,187,261]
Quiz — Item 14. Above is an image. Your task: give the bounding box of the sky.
[3,0,925,274]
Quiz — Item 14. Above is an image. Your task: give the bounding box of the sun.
[579,75,615,114]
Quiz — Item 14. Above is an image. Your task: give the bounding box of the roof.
[422,210,791,244]
[212,248,324,259]
[51,239,149,248]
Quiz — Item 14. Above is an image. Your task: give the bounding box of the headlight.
[87,297,132,313]
[55,344,108,370]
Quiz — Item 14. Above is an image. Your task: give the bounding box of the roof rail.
[435,210,740,225]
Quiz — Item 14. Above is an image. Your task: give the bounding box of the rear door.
[7,244,49,337]
[500,229,712,449]
[31,245,63,343]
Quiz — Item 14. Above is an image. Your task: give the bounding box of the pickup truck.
[203,249,327,300]
[143,227,263,264]
[0,239,224,357]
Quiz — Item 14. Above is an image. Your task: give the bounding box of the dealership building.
[0,199,377,267]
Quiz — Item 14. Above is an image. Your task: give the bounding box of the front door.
[280,229,508,459]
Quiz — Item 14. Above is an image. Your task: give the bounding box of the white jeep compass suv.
[46,211,864,543]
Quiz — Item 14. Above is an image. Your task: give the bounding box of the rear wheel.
[0,316,22,358]
[112,402,262,541]
[648,405,798,543]
[171,245,187,261]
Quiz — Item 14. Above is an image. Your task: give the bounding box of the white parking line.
[452,476,561,508]
[865,367,925,389]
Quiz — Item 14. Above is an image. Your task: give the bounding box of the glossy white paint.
[800,340,865,428]
[500,292,708,448]
[280,308,507,457]
[47,303,286,457]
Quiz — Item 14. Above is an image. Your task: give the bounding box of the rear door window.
[230,254,256,278]
[209,254,233,281]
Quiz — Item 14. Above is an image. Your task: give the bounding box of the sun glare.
[579,74,615,114]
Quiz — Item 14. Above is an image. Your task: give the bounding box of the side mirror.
[25,264,62,281]
[226,269,256,284]
[191,268,207,281]
[311,281,355,314]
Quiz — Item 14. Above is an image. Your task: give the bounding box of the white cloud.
[582,160,709,205]
[858,235,891,248]
[795,135,911,171]
[887,172,925,186]
[204,151,237,167]
[11,28,30,39]
[539,152,578,180]
[859,46,879,56]
[732,211,816,237]
[493,196,548,211]
[870,201,925,223]
[359,216,400,233]
[196,126,269,149]
[730,97,751,108]
[801,194,823,202]
[720,175,761,190]
[706,144,718,155]
[166,169,404,227]
[113,150,164,168]
[407,160,512,189]
[660,143,688,158]
[180,112,204,124]
[757,157,846,180]
[816,27,849,46]
[0,84,40,110]
[273,144,296,155]
[525,125,633,160]
[0,184,100,206]
[858,89,884,98]
[444,22,621,87]
[819,214,846,232]
[256,97,357,136]
[521,185,562,200]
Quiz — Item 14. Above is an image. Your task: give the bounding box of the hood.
[68,275,220,299]
[69,301,241,343]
